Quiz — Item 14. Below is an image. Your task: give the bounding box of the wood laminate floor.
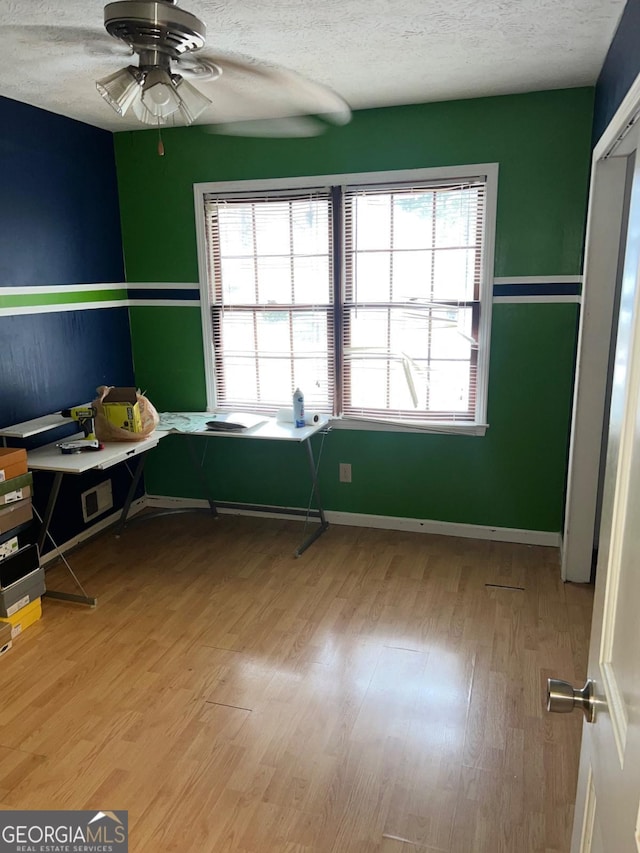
[0,515,593,852]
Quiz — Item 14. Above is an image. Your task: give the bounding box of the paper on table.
[157,412,213,432]
[158,412,267,433]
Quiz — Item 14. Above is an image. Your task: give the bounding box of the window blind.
[341,179,486,423]
[203,190,334,413]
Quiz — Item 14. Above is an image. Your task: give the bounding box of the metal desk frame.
[0,413,330,607]
[0,420,166,608]
[176,422,329,558]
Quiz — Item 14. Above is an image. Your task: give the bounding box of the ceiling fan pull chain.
[157,126,165,157]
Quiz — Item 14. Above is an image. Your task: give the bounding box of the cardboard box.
[0,526,27,548]
[0,597,42,639]
[0,499,33,537]
[0,537,18,561]
[0,544,39,589]
[101,387,142,433]
[0,484,32,506]
[0,620,11,656]
[0,566,45,618]
[0,621,10,646]
[0,622,13,657]
[0,448,27,483]
[0,472,32,499]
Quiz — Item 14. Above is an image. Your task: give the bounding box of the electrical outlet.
[339,462,352,483]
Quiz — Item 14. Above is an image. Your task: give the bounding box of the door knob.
[547,678,596,723]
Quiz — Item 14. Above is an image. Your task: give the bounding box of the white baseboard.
[326,509,560,547]
[145,494,561,548]
[40,497,147,565]
[39,494,559,564]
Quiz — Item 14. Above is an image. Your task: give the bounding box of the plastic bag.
[93,385,159,442]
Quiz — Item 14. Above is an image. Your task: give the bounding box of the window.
[196,166,497,433]
[203,190,334,414]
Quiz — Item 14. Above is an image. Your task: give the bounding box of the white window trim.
[193,163,498,436]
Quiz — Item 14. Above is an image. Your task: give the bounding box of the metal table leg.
[114,439,218,533]
[186,436,218,516]
[44,588,97,607]
[37,471,63,553]
[294,436,329,557]
[37,472,97,607]
[115,451,147,536]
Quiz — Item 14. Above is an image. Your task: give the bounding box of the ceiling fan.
[94,0,352,137]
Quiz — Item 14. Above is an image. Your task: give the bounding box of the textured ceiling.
[0,0,627,132]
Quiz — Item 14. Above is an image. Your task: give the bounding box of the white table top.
[185,421,327,443]
[26,432,167,474]
[158,411,328,443]
[7,410,328,474]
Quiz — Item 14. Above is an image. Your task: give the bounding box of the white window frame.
[194,163,498,435]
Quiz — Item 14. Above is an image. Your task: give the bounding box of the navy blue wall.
[0,96,124,287]
[593,0,640,142]
[0,309,135,426]
[0,96,137,554]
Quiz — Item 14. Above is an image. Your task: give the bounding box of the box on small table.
[101,387,142,433]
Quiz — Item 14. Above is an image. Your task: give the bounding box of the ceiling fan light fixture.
[132,93,169,125]
[95,0,351,135]
[140,67,181,118]
[99,0,211,127]
[96,65,142,116]
[173,75,212,124]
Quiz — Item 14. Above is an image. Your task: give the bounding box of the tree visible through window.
[202,173,490,427]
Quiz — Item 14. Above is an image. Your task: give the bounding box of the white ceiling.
[0,0,628,133]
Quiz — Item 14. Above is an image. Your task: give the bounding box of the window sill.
[326,417,488,436]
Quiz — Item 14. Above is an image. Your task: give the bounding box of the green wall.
[116,87,593,533]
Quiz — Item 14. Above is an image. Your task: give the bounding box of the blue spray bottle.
[293,387,305,428]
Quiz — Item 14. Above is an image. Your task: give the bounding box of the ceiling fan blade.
[176,51,351,136]
[0,19,350,136]
[201,116,330,138]
[2,25,132,58]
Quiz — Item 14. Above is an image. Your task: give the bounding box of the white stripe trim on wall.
[1,283,128,295]
[494,294,582,304]
[128,300,200,307]
[0,282,197,296]
[126,282,198,290]
[493,275,582,285]
[0,276,583,316]
[0,300,131,317]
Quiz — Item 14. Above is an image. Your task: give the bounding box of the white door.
[560,136,640,852]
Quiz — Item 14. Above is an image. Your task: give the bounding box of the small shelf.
[0,406,91,439]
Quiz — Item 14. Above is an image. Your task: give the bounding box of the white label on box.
[2,489,22,504]
[0,471,5,483]
[10,624,21,639]
[0,537,18,560]
[6,595,30,617]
